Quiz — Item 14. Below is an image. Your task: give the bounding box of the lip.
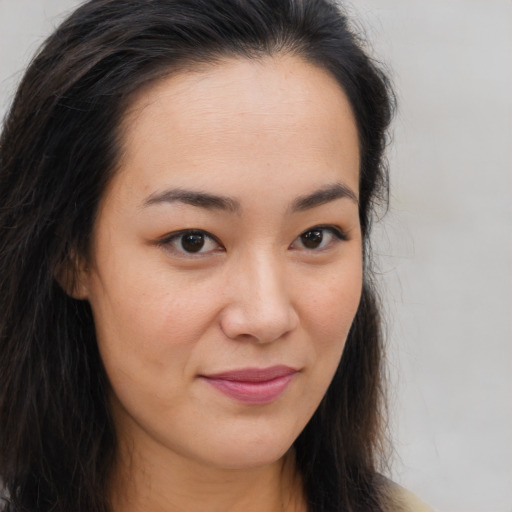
[200,365,297,405]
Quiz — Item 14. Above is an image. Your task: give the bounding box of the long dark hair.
[0,1,395,511]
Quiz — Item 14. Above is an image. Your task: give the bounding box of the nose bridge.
[221,246,298,343]
[249,248,286,309]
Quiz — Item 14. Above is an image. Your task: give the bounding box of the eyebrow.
[142,188,241,213]
[290,182,358,212]
[141,182,357,213]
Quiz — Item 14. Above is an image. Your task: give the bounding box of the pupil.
[302,230,323,249]
[181,232,205,252]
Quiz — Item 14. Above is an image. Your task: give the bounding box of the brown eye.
[181,232,206,252]
[292,226,347,251]
[162,229,221,256]
[300,229,324,249]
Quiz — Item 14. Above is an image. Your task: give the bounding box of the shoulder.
[385,482,436,512]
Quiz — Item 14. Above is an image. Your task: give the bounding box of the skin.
[76,54,362,512]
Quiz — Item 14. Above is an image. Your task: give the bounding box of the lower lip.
[202,374,295,405]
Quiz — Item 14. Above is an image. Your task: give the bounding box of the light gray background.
[1,1,510,511]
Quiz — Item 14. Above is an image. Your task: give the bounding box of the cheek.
[88,270,225,430]
[284,261,362,426]
[87,258,223,380]
[296,260,363,400]
[301,262,363,343]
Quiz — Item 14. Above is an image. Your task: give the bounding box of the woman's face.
[79,55,362,470]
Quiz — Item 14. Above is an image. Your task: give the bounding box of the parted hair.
[0,1,395,511]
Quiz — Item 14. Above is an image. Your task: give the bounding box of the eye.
[291,225,347,251]
[160,230,222,255]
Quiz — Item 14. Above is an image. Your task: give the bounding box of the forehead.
[113,54,360,201]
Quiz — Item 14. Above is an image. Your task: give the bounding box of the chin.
[197,433,295,471]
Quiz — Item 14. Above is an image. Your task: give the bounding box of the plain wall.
[1,1,511,511]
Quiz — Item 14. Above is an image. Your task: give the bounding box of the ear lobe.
[54,252,90,300]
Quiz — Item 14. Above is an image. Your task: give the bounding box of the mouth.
[200,365,298,405]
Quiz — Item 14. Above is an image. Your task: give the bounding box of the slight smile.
[200,366,298,405]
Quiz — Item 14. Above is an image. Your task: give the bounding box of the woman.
[0,1,432,511]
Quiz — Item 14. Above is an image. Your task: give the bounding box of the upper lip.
[201,365,297,382]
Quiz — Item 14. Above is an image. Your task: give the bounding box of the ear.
[54,251,90,300]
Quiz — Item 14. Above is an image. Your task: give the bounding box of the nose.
[219,252,299,344]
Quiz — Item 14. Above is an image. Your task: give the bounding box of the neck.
[109,441,305,512]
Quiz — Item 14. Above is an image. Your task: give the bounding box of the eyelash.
[158,230,224,256]
[158,225,348,257]
[291,225,348,251]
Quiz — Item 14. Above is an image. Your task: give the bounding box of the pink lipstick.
[201,365,297,405]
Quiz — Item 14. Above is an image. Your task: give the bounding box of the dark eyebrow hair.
[290,182,358,212]
[142,188,241,213]
[142,182,357,214]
